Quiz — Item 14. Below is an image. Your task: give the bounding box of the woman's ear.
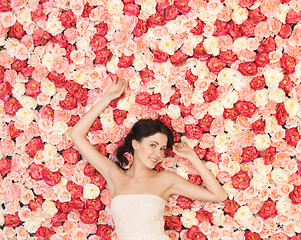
[132,139,138,150]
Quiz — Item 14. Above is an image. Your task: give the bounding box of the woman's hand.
[104,78,125,101]
[173,142,197,160]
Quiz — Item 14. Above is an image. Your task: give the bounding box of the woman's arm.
[165,142,228,202]
[69,79,125,190]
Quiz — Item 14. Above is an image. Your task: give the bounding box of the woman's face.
[132,132,168,168]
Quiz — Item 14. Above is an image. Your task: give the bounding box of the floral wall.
[0,0,301,239]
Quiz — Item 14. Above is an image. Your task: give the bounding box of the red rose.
[190,18,205,35]
[90,35,108,52]
[196,208,213,224]
[28,195,43,211]
[258,198,277,219]
[0,0,12,12]
[80,208,99,224]
[206,57,226,75]
[278,24,292,38]
[193,42,210,61]
[94,47,112,65]
[25,79,41,98]
[95,143,108,156]
[239,0,255,8]
[67,114,80,127]
[275,102,287,125]
[148,12,166,27]
[33,29,52,46]
[185,69,198,86]
[213,19,229,36]
[60,96,78,110]
[257,36,276,53]
[32,4,48,23]
[169,88,181,105]
[47,71,66,88]
[150,93,166,110]
[55,201,71,213]
[241,146,258,162]
[186,225,206,240]
[170,50,189,65]
[203,83,218,103]
[124,3,140,16]
[81,3,96,18]
[7,120,22,139]
[255,52,269,67]
[84,163,96,177]
[262,146,276,165]
[4,213,21,227]
[113,109,127,125]
[35,226,56,240]
[43,168,61,186]
[193,146,207,160]
[164,4,179,21]
[223,107,239,121]
[133,19,148,37]
[89,118,102,132]
[234,100,256,117]
[185,124,203,139]
[179,103,193,117]
[290,234,301,240]
[188,174,203,186]
[244,230,262,240]
[68,198,85,212]
[232,171,250,190]
[280,53,296,74]
[229,20,243,39]
[0,66,4,81]
[285,127,301,147]
[156,0,169,11]
[9,21,26,40]
[86,197,104,211]
[118,54,134,68]
[4,97,21,116]
[238,61,258,76]
[286,10,301,24]
[223,199,240,217]
[250,76,266,90]
[152,49,169,63]
[136,92,152,105]
[11,59,27,72]
[29,163,45,180]
[74,87,88,106]
[96,224,114,240]
[90,172,107,190]
[218,50,238,64]
[0,82,12,102]
[21,66,35,77]
[26,138,44,158]
[279,75,294,94]
[66,44,77,63]
[164,215,183,232]
[51,212,68,227]
[39,105,54,120]
[289,185,301,204]
[51,33,68,49]
[252,118,266,134]
[95,22,108,36]
[62,148,81,165]
[172,129,181,143]
[174,0,191,14]
[60,10,77,28]
[249,8,267,24]
[157,114,172,127]
[139,67,155,83]
[176,196,193,209]
[65,80,80,95]
[0,158,11,177]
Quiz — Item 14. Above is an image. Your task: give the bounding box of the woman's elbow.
[216,191,228,202]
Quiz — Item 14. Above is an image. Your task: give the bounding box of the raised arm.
[69,79,125,191]
[165,142,228,202]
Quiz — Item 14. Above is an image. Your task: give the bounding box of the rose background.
[1,0,301,239]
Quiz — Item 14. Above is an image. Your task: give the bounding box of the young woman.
[69,79,228,239]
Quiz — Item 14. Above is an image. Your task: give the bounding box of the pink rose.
[228,20,243,39]
[232,171,250,190]
[278,75,294,94]
[43,168,61,186]
[218,50,238,64]
[193,42,210,61]
[95,22,108,36]
[203,83,218,103]
[249,8,267,24]
[62,148,81,165]
[90,172,107,190]
[206,57,226,75]
[0,0,12,12]
[174,0,191,15]
[280,53,296,74]
[240,0,256,8]
[170,50,189,65]
[25,79,41,98]
[255,52,269,67]
[81,3,96,18]
[74,87,88,106]
[234,100,256,118]
[35,227,56,240]
[250,76,266,90]
[190,18,205,35]
[238,61,258,76]
[244,230,262,240]
[32,29,52,46]
[117,54,134,68]
[124,3,140,16]
[4,213,21,227]
[289,185,301,204]
[241,146,258,162]
[9,21,25,40]
[164,5,179,21]
[51,212,68,227]
[186,226,206,240]
[113,109,127,125]
[286,10,301,24]
[90,36,108,52]
[96,224,114,240]
[147,12,166,27]
[275,102,287,126]
[258,198,277,219]
[278,24,292,38]
[196,208,213,224]
[48,71,66,88]
[185,124,203,139]
[80,208,99,224]
[0,158,11,177]
[66,181,83,199]
[176,196,193,209]
[257,36,276,53]
[32,4,47,23]
[285,127,300,147]
[164,215,183,232]
[59,96,78,110]
[0,81,12,102]
[224,199,240,217]
[133,19,148,37]
[94,47,112,65]
[262,146,276,165]
[213,19,229,36]
[86,197,104,211]
[4,97,22,116]
[60,10,77,28]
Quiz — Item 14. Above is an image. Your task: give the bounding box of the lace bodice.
[111,194,170,240]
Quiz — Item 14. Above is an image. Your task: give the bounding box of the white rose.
[76,36,90,51]
[17,9,31,25]
[255,88,269,106]
[191,89,205,104]
[19,96,37,109]
[197,8,217,23]
[24,216,42,233]
[100,115,116,130]
[214,133,229,153]
[231,7,248,24]
[254,158,273,175]
[180,209,199,228]
[232,72,248,91]
[217,68,236,85]
[195,61,210,79]
[223,182,239,199]
[186,33,203,48]
[234,206,254,228]
[41,52,54,71]
[232,37,248,53]
[159,38,176,55]
[226,161,241,176]
[284,98,300,117]
[268,88,285,103]
[203,36,220,56]
[276,197,292,214]
[212,209,225,226]
[208,101,224,117]
[221,91,239,108]
[41,143,59,162]
[264,68,283,88]
[46,18,64,35]
[254,134,271,151]
[12,83,25,98]
[166,104,181,119]
[224,119,239,136]
[166,20,182,35]
[276,3,290,23]
[42,200,58,217]
[52,121,69,135]
[271,168,289,185]
[117,94,135,111]
[41,79,56,96]
[133,53,146,71]
[250,172,270,190]
[107,0,124,14]
[83,183,100,199]
[265,116,281,134]
[141,0,156,15]
[16,108,35,125]
[106,56,119,74]
[69,70,86,85]
[4,38,19,56]
[224,0,240,9]
[129,73,141,90]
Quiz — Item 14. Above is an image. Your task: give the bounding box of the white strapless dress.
[111,194,170,240]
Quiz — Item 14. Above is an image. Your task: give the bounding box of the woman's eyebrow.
[150,141,167,147]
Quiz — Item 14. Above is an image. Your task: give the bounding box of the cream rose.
[276,3,290,23]
[16,108,35,125]
[106,56,119,74]
[221,91,239,108]
[24,216,42,233]
[41,52,54,71]
[195,61,210,79]
[159,38,176,55]
[214,133,229,153]
[254,134,271,151]
[284,98,300,117]
[52,121,69,135]
[264,68,283,88]
[41,79,56,96]
[46,18,64,35]
[42,143,59,162]
[234,206,254,228]
[140,0,156,15]
[255,88,269,106]
[231,7,248,24]
[180,209,199,228]
[208,101,224,117]
[224,119,239,136]
[42,200,58,217]
[107,0,124,14]
[253,158,273,175]
[223,182,239,198]
[232,37,248,53]
[269,88,285,103]
[203,36,220,56]
[166,20,182,35]
[83,183,100,199]
[276,197,292,214]
[271,168,289,185]
[212,209,225,226]
[19,96,37,109]
[250,172,270,190]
